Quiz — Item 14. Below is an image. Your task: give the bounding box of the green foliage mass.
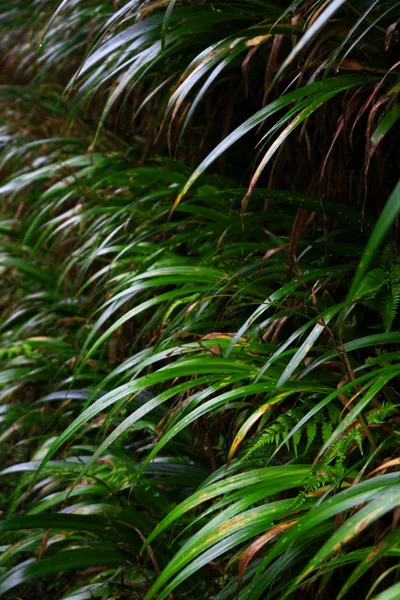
[356,244,400,332]
[0,1,399,599]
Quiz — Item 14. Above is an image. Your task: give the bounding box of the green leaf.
[370,582,400,600]
[338,528,400,599]
[273,0,346,84]
[293,485,400,592]
[346,180,400,310]
[371,104,400,147]
[172,78,375,210]
[0,549,129,594]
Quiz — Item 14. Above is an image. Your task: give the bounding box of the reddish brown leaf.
[263,34,283,104]
[385,22,399,51]
[38,529,51,560]
[262,246,286,261]
[369,457,400,476]
[237,520,297,590]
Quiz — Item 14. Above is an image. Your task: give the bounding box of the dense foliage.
[0,1,399,598]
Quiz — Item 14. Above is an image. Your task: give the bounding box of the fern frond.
[305,420,317,453]
[379,242,395,268]
[322,420,333,444]
[380,286,400,332]
[355,268,386,299]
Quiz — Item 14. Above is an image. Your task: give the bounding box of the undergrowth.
[0,1,400,599]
